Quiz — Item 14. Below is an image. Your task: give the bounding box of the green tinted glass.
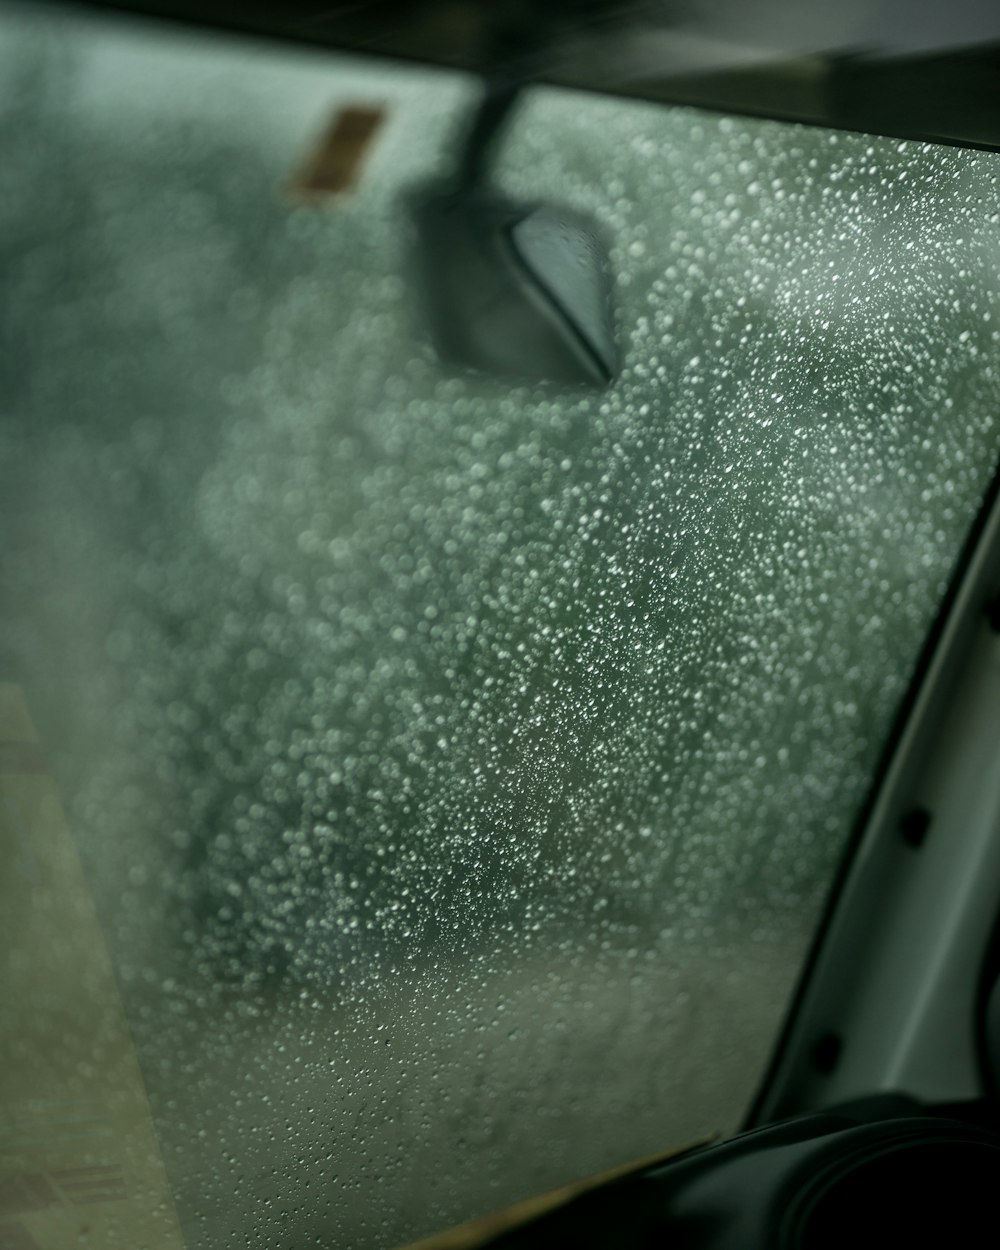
[2,7,1000,1249]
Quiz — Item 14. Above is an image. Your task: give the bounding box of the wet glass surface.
[2,5,1000,1248]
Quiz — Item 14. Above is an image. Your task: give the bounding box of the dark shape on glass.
[414,78,616,386]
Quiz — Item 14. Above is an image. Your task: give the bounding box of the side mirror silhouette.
[414,83,617,387]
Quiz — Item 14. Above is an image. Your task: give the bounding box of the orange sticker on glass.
[288,104,386,201]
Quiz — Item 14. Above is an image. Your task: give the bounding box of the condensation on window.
[2,6,1000,1249]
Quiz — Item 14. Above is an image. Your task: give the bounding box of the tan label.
[0,685,186,1250]
[288,104,386,201]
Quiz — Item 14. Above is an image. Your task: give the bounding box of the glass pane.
[3,6,1000,1249]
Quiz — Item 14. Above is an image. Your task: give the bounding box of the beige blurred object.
[0,685,186,1250]
[397,1136,716,1250]
[288,104,387,201]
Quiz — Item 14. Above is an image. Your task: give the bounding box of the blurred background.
[3,2,1000,1247]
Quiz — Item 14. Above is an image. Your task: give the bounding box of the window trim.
[748,454,1000,1125]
